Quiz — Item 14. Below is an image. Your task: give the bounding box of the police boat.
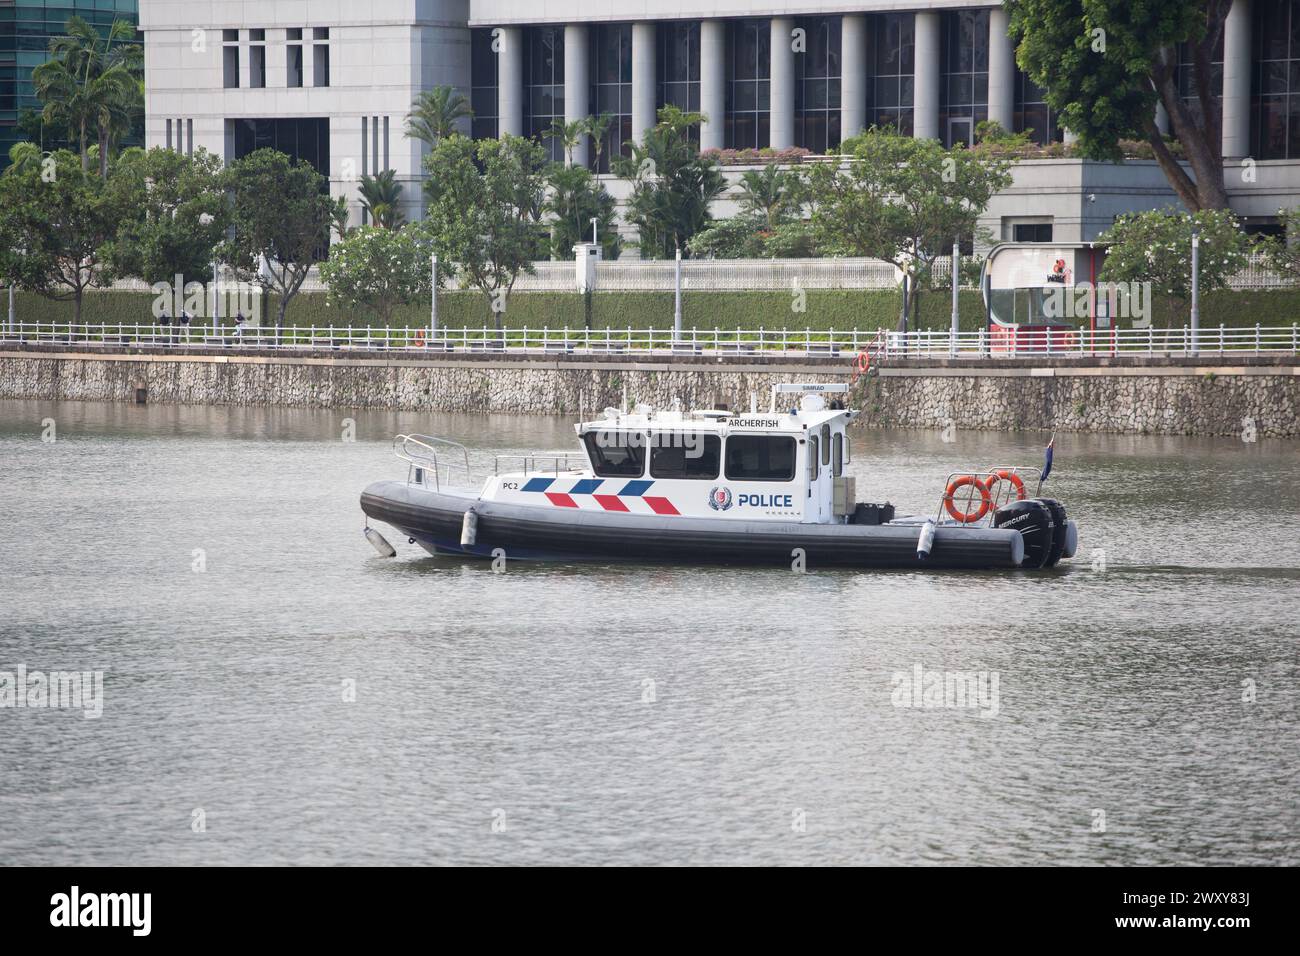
[359,384,1078,570]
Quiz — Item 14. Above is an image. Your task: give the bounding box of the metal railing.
[393,434,472,491]
[3,321,1298,357]
[493,453,588,476]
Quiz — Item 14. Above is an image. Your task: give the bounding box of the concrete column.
[498,27,524,137]
[700,20,727,151]
[770,17,796,149]
[632,22,657,143]
[565,24,590,167]
[1223,0,1252,159]
[987,7,1015,134]
[841,14,868,139]
[913,11,941,140]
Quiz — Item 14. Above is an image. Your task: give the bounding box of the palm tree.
[545,118,586,166]
[31,16,141,176]
[405,86,473,146]
[737,164,801,232]
[584,112,615,172]
[358,170,405,229]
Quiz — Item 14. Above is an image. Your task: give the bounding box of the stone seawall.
[1,347,1297,437]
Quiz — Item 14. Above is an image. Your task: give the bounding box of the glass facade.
[0,0,139,165]
[1176,34,1222,137]
[523,25,564,161]
[1251,0,1297,159]
[589,23,631,172]
[470,27,498,141]
[228,117,330,177]
[1014,73,1060,144]
[726,19,770,149]
[866,12,914,135]
[938,8,989,147]
[794,16,841,154]
[657,20,700,146]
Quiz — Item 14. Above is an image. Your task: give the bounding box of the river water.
[0,399,1296,866]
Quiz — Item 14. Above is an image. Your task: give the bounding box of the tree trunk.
[1151,56,1229,211]
[98,124,109,178]
[79,119,89,171]
[277,297,288,342]
[74,287,83,325]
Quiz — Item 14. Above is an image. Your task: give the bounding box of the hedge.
[9,287,1300,334]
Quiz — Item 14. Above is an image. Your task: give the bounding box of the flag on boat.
[1042,435,1055,483]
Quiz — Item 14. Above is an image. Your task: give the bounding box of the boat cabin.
[482,384,858,524]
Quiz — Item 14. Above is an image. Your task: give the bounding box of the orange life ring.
[943,474,991,523]
[414,329,426,347]
[851,350,870,383]
[984,469,1026,506]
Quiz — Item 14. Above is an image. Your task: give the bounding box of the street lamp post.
[431,254,438,337]
[950,240,960,357]
[673,247,683,340]
[1190,225,1201,355]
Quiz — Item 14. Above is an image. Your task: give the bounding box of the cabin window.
[807,436,819,480]
[583,432,646,477]
[724,435,797,482]
[833,433,843,477]
[650,434,721,479]
[820,425,831,465]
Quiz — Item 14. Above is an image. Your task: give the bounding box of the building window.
[867,13,914,134]
[250,44,266,89]
[794,16,841,154]
[589,23,632,172]
[524,26,565,161]
[657,21,700,145]
[229,117,330,177]
[287,28,303,88]
[223,44,240,89]
[1251,0,1296,158]
[1177,35,1223,134]
[1010,221,1054,243]
[726,19,771,149]
[1014,72,1059,144]
[471,28,499,140]
[939,9,989,147]
[312,27,329,87]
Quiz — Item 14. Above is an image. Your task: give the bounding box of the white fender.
[460,508,478,547]
[364,527,396,557]
[1061,520,1079,559]
[917,519,936,562]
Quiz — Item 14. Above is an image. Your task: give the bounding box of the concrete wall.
[2,349,1296,437]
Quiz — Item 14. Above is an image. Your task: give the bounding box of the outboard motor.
[993,499,1055,569]
[1037,498,1069,568]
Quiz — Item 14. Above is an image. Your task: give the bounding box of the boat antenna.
[750,391,757,413]
[621,381,628,415]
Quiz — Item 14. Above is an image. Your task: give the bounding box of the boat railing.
[493,452,588,477]
[393,434,472,491]
[937,466,1046,525]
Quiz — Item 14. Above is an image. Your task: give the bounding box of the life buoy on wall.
[984,468,1027,506]
[414,329,426,348]
[943,474,991,523]
[850,350,871,383]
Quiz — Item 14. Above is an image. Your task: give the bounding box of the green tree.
[0,149,127,322]
[613,106,725,258]
[1098,208,1254,325]
[1265,207,1300,283]
[217,149,343,337]
[357,169,405,229]
[31,15,142,177]
[1006,0,1227,211]
[809,129,1013,329]
[320,225,432,324]
[543,164,620,260]
[545,118,587,166]
[736,164,804,231]
[419,135,548,328]
[405,86,473,146]
[103,146,229,286]
[584,111,615,171]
